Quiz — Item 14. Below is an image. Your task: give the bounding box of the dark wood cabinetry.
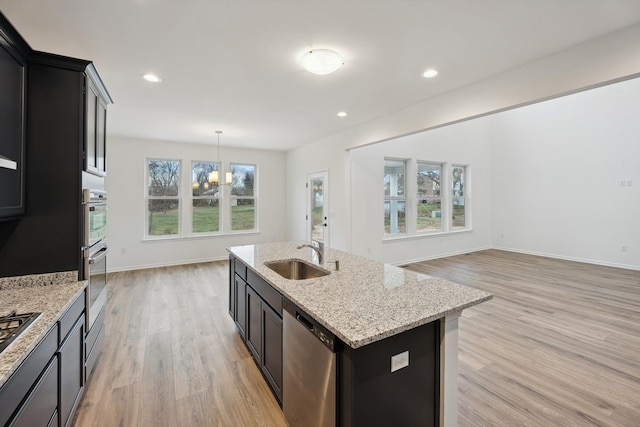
[85,75,108,176]
[229,255,283,403]
[0,14,27,220]
[0,290,86,427]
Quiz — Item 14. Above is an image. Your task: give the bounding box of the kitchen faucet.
[297,242,323,263]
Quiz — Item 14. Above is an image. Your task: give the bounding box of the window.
[452,165,466,228]
[384,159,406,235]
[230,163,256,231]
[146,159,181,237]
[192,162,220,233]
[416,162,442,233]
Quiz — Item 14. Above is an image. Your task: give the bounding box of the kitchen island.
[228,242,492,427]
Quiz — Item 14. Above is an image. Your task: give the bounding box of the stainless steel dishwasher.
[283,300,337,427]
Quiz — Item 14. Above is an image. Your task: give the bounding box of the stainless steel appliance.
[0,312,40,353]
[283,300,337,427]
[82,189,108,330]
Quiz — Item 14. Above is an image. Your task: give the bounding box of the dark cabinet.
[85,76,108,176]
[229,255,283,403]
[0,15,27,220]
[59,316,84,427]
[234,274,247,338]
[0,290,86,427]
[261,302,283,401]
[246,285,262,361]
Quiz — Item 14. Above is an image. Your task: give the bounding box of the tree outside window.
[452,165,466,228]
[147,159,181,236]
[417,162,442,232]
[192,162,220,233]
[231,163,256,231]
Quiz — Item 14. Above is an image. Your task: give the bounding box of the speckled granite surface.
[0,272,87,388]
[228,242,492,348]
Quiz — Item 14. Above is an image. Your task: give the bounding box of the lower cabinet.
[229,256,283,404]
[0,290,86,427]
[59,316,84,427]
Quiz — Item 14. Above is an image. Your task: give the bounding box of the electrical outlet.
[391,351,409,373]
[621,245,628,252]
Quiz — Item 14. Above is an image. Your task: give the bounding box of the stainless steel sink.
[265,259,330,280]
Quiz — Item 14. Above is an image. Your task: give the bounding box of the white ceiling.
[2,0,640,151]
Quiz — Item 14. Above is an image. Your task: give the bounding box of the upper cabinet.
[0,15,28,220]
[85,67,110,176]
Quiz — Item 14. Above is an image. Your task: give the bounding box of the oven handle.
[89,246,109,264]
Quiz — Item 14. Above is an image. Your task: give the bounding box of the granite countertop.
[228,242,492,348]
[0,271,87,388]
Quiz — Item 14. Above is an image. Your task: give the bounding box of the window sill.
[383,228,472,243]
[142,230,260,242]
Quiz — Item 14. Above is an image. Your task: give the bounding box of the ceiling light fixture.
[337,111,347,117]
[422,69,439,78]
[207,130,232,185]
[300,49,343,75]
[143,73,162,83]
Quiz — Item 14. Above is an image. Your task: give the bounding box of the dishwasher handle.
[296,312,314,331]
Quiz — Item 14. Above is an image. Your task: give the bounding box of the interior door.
[306,171,329,248]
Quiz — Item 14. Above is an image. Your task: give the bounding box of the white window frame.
[451,164,468,230]
[229,163,258,233]
[145,158,182,239]
[190,160,221,235]
[416,161,444,234]
[384,158,408,236]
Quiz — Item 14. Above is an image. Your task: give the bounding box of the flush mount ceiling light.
[422,69,439,78]
[142,73,162,83]
[337,111,347,117]
[300,49,343,75]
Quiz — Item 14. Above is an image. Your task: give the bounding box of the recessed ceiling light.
[300,49,343,75]
[422,69,439,78]
[337,111,347,117]
[143,73,162,83]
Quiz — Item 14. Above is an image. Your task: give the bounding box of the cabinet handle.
[0,154,17,170]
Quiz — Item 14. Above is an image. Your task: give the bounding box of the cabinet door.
[262,303,283,401]
[245,285,262,363]
[85,80,98,174]
[234,274,247,338]
[59,316,84,427]
[228,257,235,318]
[10,356,58,427]
[0,43,26,219]
[97,100,107,175]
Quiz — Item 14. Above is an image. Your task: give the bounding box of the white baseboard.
[107,255,229,274]
[390,246,492,266]
[491,246,640,271]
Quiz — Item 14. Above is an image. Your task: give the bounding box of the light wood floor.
[72,250,640,426]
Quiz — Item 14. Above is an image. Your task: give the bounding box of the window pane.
[192,162,220,197]
[452,197,465,228]
[384,160,405,197]
[148,160,180,196]
[384,200,406,234]
[147,199,179,235]
[417,198,442,232]
[231,164,256,197]
[452,166,464,197]
[417,163,441,197]
[231,198,255,231]
[192,199,219,233]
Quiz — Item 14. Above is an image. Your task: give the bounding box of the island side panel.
[440,313,460,427]
[338,320,440,427]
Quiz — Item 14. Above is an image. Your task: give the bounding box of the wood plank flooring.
[72,250,640,426]
[404,250,640,427]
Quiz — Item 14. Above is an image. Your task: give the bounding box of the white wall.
[106,136,287,272]
[287,24,640,269]
[490,77,640,269]
[349,120,493,264]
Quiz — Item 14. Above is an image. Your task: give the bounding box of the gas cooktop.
[0,312,40,354]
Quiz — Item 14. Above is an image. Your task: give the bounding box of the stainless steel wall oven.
[82,189,108,330]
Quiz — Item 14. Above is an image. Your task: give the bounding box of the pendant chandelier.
[208,130,232,185]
